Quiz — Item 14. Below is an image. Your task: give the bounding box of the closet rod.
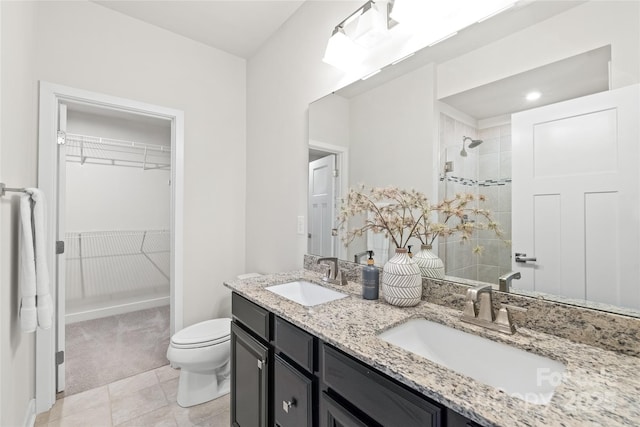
[0,183,28,197]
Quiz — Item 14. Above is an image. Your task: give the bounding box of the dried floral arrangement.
[338,185,508,253]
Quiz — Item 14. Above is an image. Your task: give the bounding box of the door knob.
[283,398,296,413]
[515,252,537,263]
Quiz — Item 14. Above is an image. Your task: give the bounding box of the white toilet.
[166,317,232,407]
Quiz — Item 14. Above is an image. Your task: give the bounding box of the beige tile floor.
[34,366,230,427]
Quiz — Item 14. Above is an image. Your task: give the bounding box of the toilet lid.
[171,318,231,348]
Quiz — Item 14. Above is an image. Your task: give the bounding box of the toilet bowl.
[166,317,231,407]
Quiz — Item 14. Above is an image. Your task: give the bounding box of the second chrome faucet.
[316,257,348,285]
[461,284,516,334]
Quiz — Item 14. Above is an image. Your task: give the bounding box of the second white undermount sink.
[266,280,348,307]
[378,318,566,405]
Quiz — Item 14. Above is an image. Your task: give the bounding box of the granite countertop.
[224,270,640,427]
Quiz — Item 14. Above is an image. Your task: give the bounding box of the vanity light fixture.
[526,91,542,101]
[323,27,366,70]
[323,0,518,72]
[323,0,394,71]
[349,1,390,48]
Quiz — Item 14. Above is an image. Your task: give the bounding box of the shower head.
[460,136,483,157]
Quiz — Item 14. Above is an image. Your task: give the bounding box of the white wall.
[66,164,170,232]
[308,93,350,148]
[0,3,38,426]
[1,1,245,422]
[437,1,640,98]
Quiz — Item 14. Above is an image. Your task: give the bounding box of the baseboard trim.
[65,296,170,324]
[23,399,36,427]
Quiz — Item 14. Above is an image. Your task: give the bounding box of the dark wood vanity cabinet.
[231,292,483,427]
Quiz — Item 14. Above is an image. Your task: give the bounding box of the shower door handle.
[515,253,537,263]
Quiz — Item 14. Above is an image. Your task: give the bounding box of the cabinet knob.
[282,398,296,413]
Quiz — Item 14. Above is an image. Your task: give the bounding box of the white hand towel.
[30,189,52,329]
[19,189,52,332]
[19,194,38,333]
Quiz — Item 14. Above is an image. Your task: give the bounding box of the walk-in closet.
[62,104,172,396]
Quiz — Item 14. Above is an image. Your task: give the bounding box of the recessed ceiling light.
[526,91,541,101]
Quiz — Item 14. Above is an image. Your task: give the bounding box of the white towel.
[19,189,52,332]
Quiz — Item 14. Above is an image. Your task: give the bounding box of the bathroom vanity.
[230,291,478,427]
[225,270,640,427]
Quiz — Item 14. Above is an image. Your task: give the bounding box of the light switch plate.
[297,216,305,235]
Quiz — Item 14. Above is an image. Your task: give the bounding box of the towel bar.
[0,183,28,197]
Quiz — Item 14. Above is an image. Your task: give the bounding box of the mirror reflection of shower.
[460,136,483,157]
[439,112,512,285]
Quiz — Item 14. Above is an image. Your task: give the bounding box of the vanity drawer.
[321,344,442,427]
[274,355,313,427]
[232,292,271,341]
[275,316,315,373]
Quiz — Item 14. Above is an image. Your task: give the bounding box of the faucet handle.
[476,292,495,322]
[495,307,516,334]
[461,300,476,319]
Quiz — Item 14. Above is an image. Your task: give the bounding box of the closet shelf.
[65,133,171,171]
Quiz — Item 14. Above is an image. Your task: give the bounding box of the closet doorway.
[36,83,184,411]
[64,103,171,395]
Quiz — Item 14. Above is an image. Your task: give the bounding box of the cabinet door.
[320,392,373,427]
[274,355,313,427]
[231,322,269,427]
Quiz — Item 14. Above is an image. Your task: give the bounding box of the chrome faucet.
[461,284,515,334]
[316,257,348,285]
[499,271,521,292]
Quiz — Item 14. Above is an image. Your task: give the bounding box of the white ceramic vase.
[382,248,422,307]
[413,244,445,279]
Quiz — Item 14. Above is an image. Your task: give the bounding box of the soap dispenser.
[362,251,379,300]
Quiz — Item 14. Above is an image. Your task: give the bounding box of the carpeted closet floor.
[63,305,170,397]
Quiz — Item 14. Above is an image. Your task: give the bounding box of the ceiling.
[93,0,306,58]
[440,45,611,120]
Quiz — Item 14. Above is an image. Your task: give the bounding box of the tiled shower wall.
[477,124,512,284]
[438,112,512,284]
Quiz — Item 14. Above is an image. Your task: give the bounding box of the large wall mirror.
[308,0,640,317]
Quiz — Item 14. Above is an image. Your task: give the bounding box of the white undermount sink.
[266,280,348,307]
[378,318,566,405]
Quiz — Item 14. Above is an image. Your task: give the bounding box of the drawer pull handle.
[282,398,296,413]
